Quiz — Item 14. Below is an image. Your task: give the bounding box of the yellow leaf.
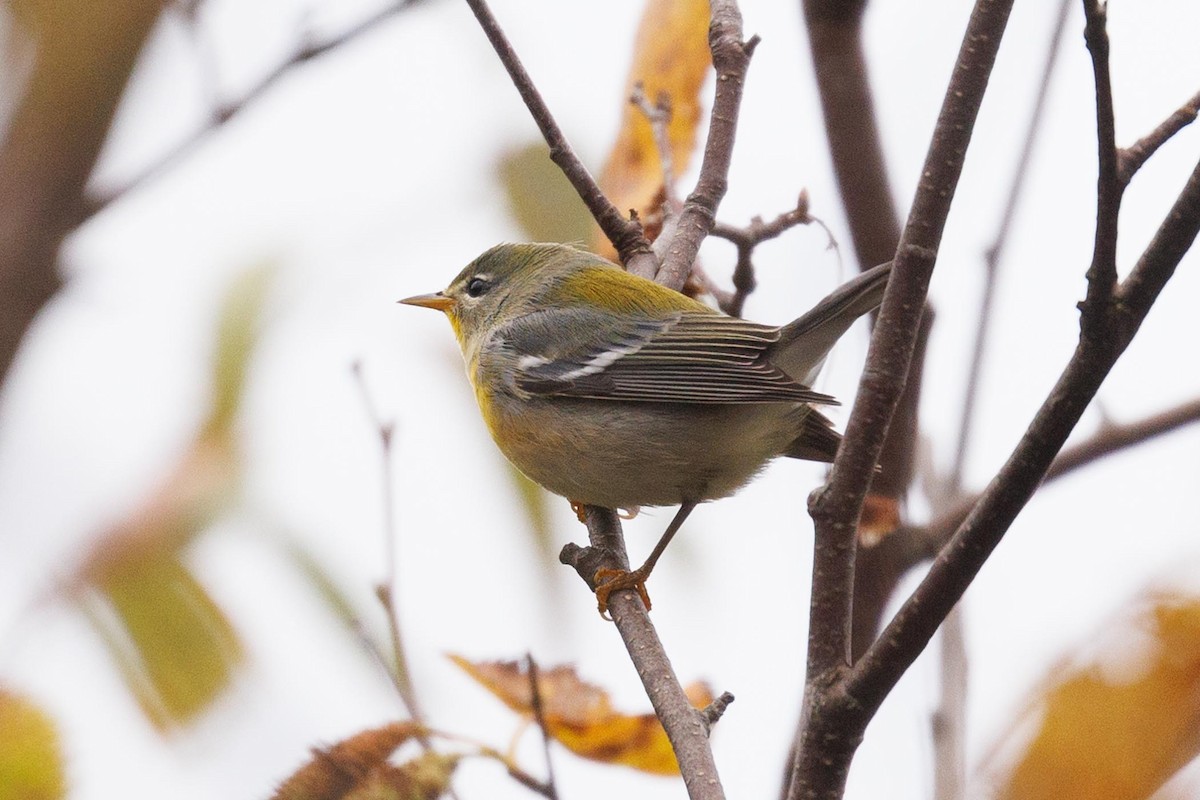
[450,655,713,775]
[993,592,1200,800]
[0,690,66,800]
[271,722,452,800]
[595,0,711,257]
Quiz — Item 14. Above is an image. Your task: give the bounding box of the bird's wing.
[493,307,837,405]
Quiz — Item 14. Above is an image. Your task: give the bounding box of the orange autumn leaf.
[272,722,457,800]
[450,655,713,775]
[991,592,1200,800]
[595,0,711,257]
[858,493,901,546]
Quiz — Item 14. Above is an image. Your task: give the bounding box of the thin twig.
[78,1,421,225]
[463,0,654,273]
[1118,89,1200,186]
[792,0,1017,797]
[525,654,560,800]
[351,362,424,726]
[950,0,1074,492]
[631,83,679,208]
[709,192,830,317]
[654,2,758,288]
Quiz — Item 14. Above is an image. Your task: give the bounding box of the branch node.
[700,692,736,731]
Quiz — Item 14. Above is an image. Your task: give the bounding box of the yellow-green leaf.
[81,547,242,729]
[0,690,65,800]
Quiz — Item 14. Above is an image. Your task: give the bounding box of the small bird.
[402,242,890,614]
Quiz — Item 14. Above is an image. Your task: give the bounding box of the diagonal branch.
[463,0,654,274]
[559,507,726,800]
[849,154,1200,722]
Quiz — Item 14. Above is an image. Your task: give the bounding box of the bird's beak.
[399,292,454,312]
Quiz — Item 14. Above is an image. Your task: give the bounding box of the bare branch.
[79,1,421,224]
[463,0,654,273]
[708,192,832,317]
[631,83,679,206]
[351,363,428,728]
[560,507,726,800]
[654,2,758,289]
[1118,89,1200,186]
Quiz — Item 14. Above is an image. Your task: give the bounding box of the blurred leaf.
[450,654,712,775]
[858,494,901,546]
[80,544,243,729]
[272,722,458,800]
[0,689,65,800]
[206,264,273,440]
[993,592,1200,800]
[62,267,272,728]
[594,0,711,258]
[498,142,595,244]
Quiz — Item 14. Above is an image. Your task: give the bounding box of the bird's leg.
[593,500,698,617]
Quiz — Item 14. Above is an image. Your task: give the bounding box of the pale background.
[1,0,1198,798]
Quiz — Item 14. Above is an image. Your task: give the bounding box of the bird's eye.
[465,277,490,298]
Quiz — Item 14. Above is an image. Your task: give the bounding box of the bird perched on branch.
[402,242,890,614]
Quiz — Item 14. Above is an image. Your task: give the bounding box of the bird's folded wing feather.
[493,307,837,405]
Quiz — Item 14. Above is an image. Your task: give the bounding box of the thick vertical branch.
[792,0,1016,797]
[0,0,165,385]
